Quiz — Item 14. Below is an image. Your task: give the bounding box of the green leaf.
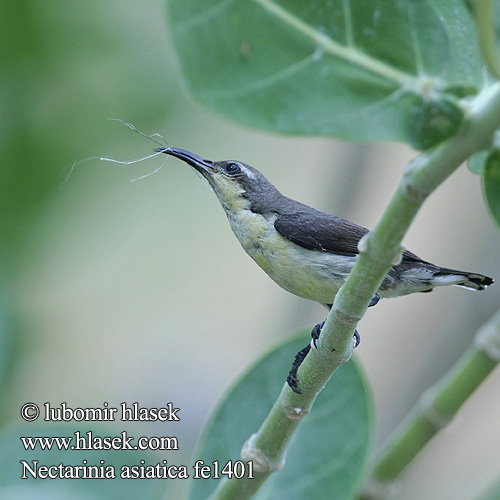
[187,334,373,500]
[0,287,17,395]
[165,0,482,148]
[478,475,500,500]
[469,0,500,79]
[482,149,500,229]
[468,150,489,175]
[0,423,167,499]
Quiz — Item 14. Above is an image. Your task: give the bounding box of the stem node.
[419,388,453,430]
[282,402,309,422]
[241,434,285,472]
[475,320,500,361]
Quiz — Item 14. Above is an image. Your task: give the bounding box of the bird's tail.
[433,268,494,291]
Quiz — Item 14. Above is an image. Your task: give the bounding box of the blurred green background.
[1,1,500,499]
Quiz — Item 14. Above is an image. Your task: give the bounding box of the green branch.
[206,83,500,500]
[361,311,500,500]
[360,308,500,499]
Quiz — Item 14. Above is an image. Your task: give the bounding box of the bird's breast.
[225,209,355,303]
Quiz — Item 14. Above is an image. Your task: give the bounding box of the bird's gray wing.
[274,212,368,256]
[274,211,427,263]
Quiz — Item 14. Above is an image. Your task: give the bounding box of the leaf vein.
[252,0,417,87]
[202,54,317,99]
[175,0,236,31]
[342,0,354,48]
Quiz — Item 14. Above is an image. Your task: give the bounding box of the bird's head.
[156,147,283,214]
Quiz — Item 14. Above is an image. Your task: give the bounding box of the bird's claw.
[286,344,311,394]
[286,322,361,393]
[369,293,380,307]
[311,321,324,349]
[353,329,361,347]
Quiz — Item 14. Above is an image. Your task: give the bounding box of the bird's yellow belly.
[228,211,355,304]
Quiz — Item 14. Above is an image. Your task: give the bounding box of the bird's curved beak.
[155,147,214,174]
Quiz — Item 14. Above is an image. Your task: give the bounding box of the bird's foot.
[286,322,361,393]
[369,293,380,307]
[286,344,311,394]
[353,329,361,347]
[311,320,324,349]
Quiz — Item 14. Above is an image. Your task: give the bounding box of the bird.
[156,147,494,392]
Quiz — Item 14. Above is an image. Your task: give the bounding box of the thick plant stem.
[206,473,269,500]
[360,310,500,500]
[206,83,500,500]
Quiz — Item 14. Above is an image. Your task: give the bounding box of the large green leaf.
[483,149,500,230]
[479,475,500,500]
[165,0,483,148]
[0,288,17,396]
[187,334,373,500]
[468,145,500,230]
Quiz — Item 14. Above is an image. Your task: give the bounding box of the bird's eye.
[224,163,241,174]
